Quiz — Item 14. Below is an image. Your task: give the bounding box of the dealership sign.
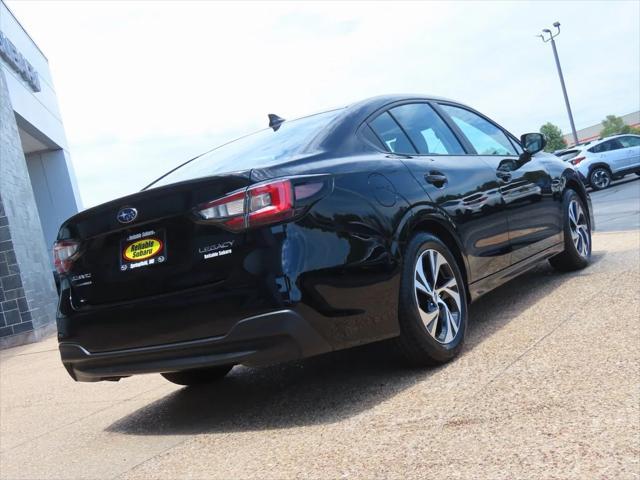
[0,30,41,92]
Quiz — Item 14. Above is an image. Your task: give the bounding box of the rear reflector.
[53,240,80,274]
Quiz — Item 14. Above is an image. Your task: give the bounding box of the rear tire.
[549,189,591,272]
[589,167,611,190]
[395,233,468,366]
[161,365,233,386]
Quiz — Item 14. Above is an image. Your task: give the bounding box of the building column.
[0,67,57,348]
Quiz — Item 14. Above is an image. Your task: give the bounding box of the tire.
[161,365,233,386]
[549,189,591,272]
[395,233,468,366]
[589,167,611,190]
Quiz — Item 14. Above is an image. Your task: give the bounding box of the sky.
[6,0,640,208]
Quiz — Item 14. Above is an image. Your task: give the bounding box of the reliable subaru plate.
[120,229,167,271]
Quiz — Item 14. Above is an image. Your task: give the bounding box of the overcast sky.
[7,0,640,208]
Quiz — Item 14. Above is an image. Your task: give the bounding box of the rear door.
[369,102,511,282]
[592,138,626,173]
[438,103,562,264]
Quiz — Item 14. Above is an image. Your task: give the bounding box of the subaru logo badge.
[117,207,138,224]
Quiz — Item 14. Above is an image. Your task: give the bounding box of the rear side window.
[440,105,517,156]
[369,112,416,154]
[619,136,640,148]
[388,103,465,155]
[590,139,624,153]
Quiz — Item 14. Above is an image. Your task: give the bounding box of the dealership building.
[0,1,81,347]
[563,110,640,145]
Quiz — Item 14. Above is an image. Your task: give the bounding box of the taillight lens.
[196,177,327,231]
[197,190,246,230]
[571,156,585,166]
[247,180,293,227]
[53,240,80,274]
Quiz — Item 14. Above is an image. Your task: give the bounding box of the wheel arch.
[588,162,612,175]
[396,209,471,291]
[563,170,594,230]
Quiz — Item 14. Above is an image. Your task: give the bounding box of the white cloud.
[7,0,640,207]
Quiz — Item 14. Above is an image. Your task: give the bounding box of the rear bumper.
[60,309,332,382]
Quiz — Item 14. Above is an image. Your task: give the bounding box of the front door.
[369,102,511,282]
[437,103,562,265]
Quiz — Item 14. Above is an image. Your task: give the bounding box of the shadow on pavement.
[107,253,605,436]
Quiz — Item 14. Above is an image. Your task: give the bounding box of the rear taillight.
[197,177,329,231]
[247,180,294,227]
[53,240,80,274]
[571,156,585,166]
[197,190,246,230]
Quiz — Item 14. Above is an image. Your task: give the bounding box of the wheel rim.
[592,169,610,189]
[413,249,462,344]
[568,199,590,258]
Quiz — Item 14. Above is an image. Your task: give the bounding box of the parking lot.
[1,179,638,480]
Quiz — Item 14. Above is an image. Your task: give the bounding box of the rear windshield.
[148,109,341,188]
[556,149,581,161]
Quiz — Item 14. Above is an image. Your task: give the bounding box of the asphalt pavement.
[0,186,639,479]
[590,176,640,231]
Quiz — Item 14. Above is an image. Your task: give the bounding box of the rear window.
[148,109,341,188]
[557,149,581,161]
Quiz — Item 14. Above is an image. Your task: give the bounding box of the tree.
[600,114,640,138]
[539,122,567,152]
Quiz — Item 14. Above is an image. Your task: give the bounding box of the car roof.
[579,133,639,148]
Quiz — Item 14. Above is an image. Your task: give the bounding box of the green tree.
[539,122,567,152]
[600,114,640,138]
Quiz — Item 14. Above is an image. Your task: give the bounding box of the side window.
[588,143,602,153]
[619,136,640,148]
[609,139,624,151]
[510,137,524,155]
[593,139,622,153]
[440,104,517,156]
[388,103,464,155]
[369,112,416,154]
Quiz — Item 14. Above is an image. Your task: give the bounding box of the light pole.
[538,22,579,145]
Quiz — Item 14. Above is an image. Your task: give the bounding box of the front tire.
[589,167,611,190]
[549,189,591,272]
[161,365,233,386]
[395,233,468,366]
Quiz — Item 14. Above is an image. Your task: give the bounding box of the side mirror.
[520,133,546,155]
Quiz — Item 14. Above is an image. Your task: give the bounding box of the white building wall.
[0,0,82,246]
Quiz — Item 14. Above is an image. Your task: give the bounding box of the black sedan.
[54,95,593,385]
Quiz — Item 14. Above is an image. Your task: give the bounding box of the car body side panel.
[400,155,511,283]
[253,156,422,348]
[484,152,564,264]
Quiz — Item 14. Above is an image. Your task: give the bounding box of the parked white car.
[559,134,640,190]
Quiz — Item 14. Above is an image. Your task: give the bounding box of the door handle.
[425,172,448,187]
[496,170,512,183]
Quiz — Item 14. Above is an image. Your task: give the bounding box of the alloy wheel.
[568,199,590,258]
[413,249,462,344]
[591,169,610,189]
